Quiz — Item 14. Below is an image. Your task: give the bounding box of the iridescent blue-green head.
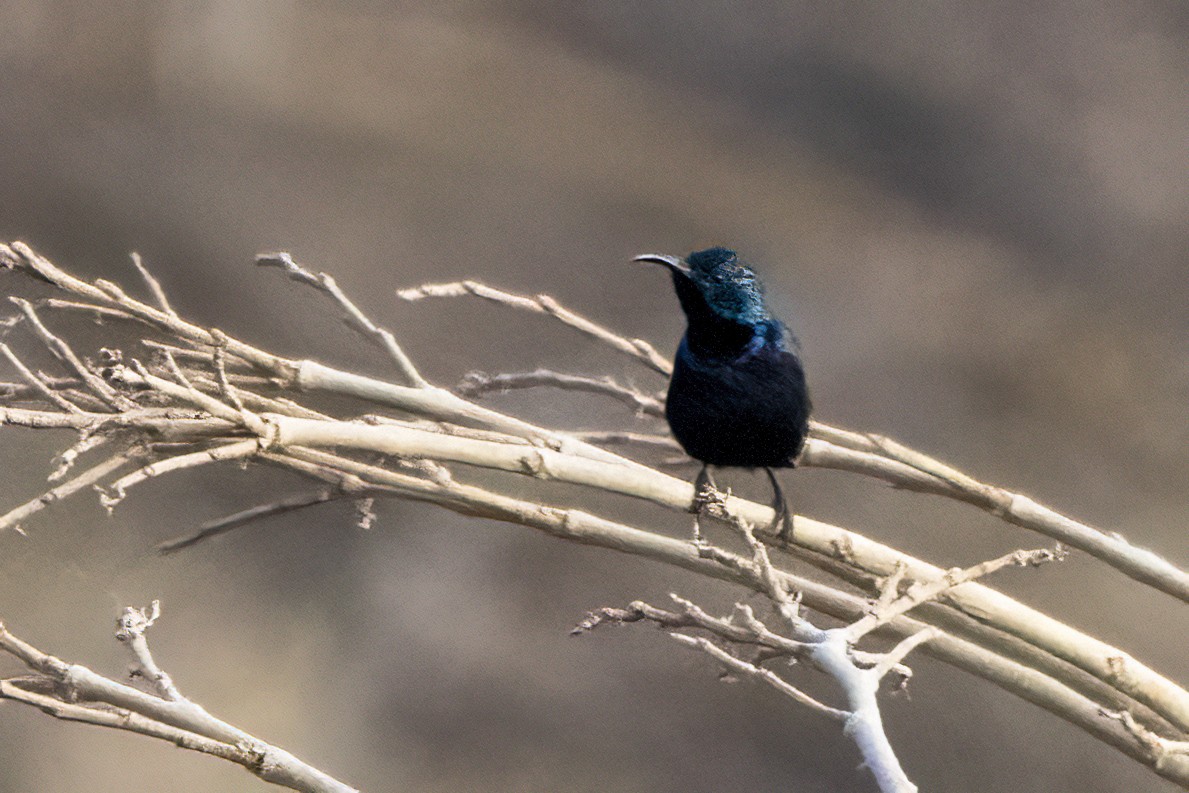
[635,246,771,327]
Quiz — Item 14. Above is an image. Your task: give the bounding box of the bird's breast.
[665,339,811,468]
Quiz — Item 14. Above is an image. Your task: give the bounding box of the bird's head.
[635,247,770,326]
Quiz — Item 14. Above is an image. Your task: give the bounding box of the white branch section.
[814,631,917,793]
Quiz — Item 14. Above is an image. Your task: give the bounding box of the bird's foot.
[690,465,725,543]
[765,467,794,544]
[770,498,794,544]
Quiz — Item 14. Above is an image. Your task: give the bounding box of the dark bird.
[636,247,811,540]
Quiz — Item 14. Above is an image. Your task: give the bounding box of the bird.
[635,246,811,541]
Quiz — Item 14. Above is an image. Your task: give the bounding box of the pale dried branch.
[871,628,940,681]
[0,403,234,434]
[99,439,260,510]
[1101,708,1189,771]
[36,297,145,324]
[0,446,148,534]
[648,519,929,790]
[115,600,179,700]
[671,633,849,719]
[570,430,682,451]
[801,430,1189,603]
[396,279,672,374]
[129,252,176,317]
[258,252,426,387]
[9,297,135,410]
[49,429,110,481]
[458,369,665,417]
[0,679,268,766]
[4,242,1188,787]
[847,546,1067,641]
[601,588,926,791]
[0,612,357,793]
[0,342,84,413]
[0,374,81,401]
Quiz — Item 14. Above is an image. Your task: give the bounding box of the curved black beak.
[633,253,689,275]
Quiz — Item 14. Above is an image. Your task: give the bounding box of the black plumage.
[636,247,811,539]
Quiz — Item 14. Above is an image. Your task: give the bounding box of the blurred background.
[1,2,1186,791]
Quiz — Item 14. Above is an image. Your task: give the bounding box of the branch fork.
[3,242,1187,789]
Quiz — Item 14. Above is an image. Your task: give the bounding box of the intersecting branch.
[1,242,1186,790]
[0,605,357,793]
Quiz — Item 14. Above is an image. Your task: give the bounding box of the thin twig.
[0,342,84,414]
[129,253,176,317]
[9,297,136,410]
[458,369,665,417]
[259,252,427,387]
[848,547,1067,641]
[115,601,180,700]
[670,633,849,719]
[0,446,148,534]
[0,614,359,793]
[157,488,348,554]
[0,375,80,401]
[1100,708,1189,769]
[571,430,682,451]
[0,680,264,765]
[99,439,260,510]
[397,279,672,374]
[50,430,110,481]
[36,298,144,324]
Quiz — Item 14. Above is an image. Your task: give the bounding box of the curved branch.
[802,432,1189,602]
[0,616,357,793]
[3,242,1186,788]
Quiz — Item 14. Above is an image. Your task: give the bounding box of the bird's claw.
[765,467,794,544]
[771,501,794,544]
[690,466,725,543]
[691,482,721,515]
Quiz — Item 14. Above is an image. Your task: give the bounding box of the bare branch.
[871,628,940,681]
[1100,708,1189,770]
[129,252,176,317]
[0,341,84,414]
[847,546,1067,641]
[0,374,80,401]
[0,614,358,793]
[397,279,672,375]
[157,488,347,554]
[570,430,682,452]
[0,446,148,534]
[259,251,426,387]
[609,586,925,791]
[5,244,1188,788]
[802,431,1189,603]
[35,297,145,325]
[50,429,110,480]
[115,601,180,700]
[670,633,849,719]
[0,680,268,766]
[458,369,665,417]
[99,439,259,510]
[9,297,136,410]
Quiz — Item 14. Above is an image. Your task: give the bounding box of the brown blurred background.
[1,2,1186,791]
